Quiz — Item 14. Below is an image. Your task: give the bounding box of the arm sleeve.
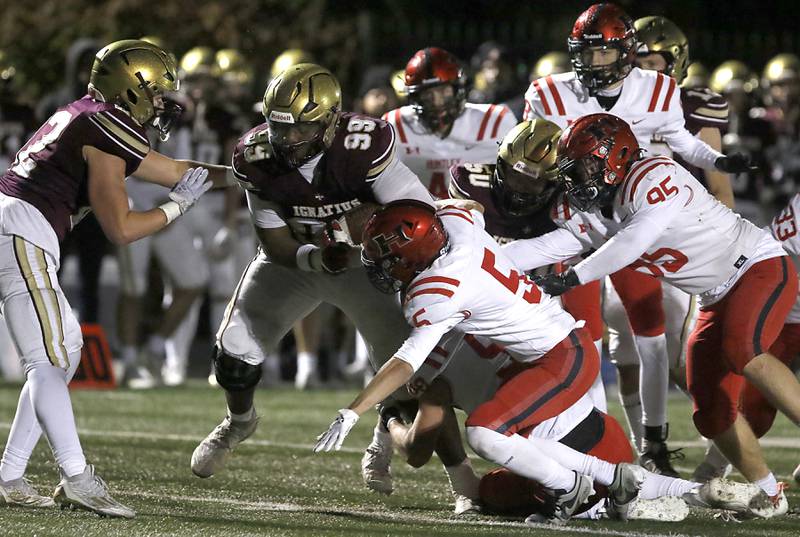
[245,190,286,229]
[394,320,461,372]
[523,82,544,121]
[502,228,587,271]
[658,89,723,170]
[573,177,689,283]
[371,156,435,206]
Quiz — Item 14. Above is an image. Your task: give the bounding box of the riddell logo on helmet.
[583,33,604,39]
[269,111,294,123]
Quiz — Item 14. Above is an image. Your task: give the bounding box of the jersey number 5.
[11,110,73,179]
[481,248,541,304]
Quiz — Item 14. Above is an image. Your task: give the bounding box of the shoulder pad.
[242,128,276,163]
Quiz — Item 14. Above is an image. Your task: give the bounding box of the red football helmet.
[404,47,467,134]
[556,113,641,210]
[361,200,448,293]
[568,3,636,95]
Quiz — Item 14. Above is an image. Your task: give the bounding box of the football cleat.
[361,437,393,495]
[125,365,158,390]
[748,482,789,519]
[639,442,683,478]
[525,472,595,526]
[691,460,733,483]
[0,477,55,508]
[191,414,259,478]
[53,464,135,518]
[626,496,689,522]
[606,463,646,520]
[681,477,788,518]
[453,494,482,516]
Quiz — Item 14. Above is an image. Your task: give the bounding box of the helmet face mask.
[560,153,614,211]
[361,250,406,294]
[267,120,326,167]
[404,47,467,135]
[491,158,558,217]
[408,83,463,134]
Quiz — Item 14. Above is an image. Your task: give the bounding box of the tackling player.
[0,40,231,517]
[190,64,436,480]
[314,200,616,524]
[383,47,517,199]
[504,113,798,515]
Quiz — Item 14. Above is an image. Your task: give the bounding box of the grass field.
[0,382,799,537]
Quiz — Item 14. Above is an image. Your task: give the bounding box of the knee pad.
[213,347,262,392]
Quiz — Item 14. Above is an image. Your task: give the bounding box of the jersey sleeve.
[84,108,150,175]
[523,80,547,120]
[370,155,435,206]
[448,165,470,199]
[502,228,587,271]
[682,88,729,133]
[410,331,464,386]
[655,80,723,170]
[481,104,517,142]
[573,161,688,283]
[231,127,272,193]
[396,290,464,371]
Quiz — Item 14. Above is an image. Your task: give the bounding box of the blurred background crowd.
[0,0,799,388]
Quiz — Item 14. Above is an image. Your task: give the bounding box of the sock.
[296,352,317,376]
[0,381,42,482]
[704,441,730,469]
[588,368,607,413]
[228,406,256,422]
[620,391,643,450]
[444,458,480,498]
[466,427,576,490]
[27,361,86,477]
[634,334,668,427]
[639,469,698,499]
[120,345,137,366]
[754,473,779,496]
[527,436,616,486]
[372,422,392,445]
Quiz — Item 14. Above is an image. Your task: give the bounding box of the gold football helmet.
[763,53,800,85]
[179,46,216,78]
[262,63,341,167]
[214,49,253,85]
[88,39,180,136]
[531,52,571,80]
[634,16,689,83]
[270,49,315,80]
[493,119,562,216]
[681,61,709,89]
[710,60,758,94]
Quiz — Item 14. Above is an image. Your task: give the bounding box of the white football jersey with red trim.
[412,331,594,440]
[383,103,517,199]
[506,156,781,303]
[770,193,800,322]
[393,206,578,370]
[524,68,685,158]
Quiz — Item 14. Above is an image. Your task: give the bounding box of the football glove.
[715,153,755,174]
[320,242,357,274]
[534,268,580,296]
[169,167,212,214]
[314,408,359,452]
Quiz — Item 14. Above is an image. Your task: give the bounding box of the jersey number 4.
[481,248,541,304]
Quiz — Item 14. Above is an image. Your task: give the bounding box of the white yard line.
[129,490,697,537]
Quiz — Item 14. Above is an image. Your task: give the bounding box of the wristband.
[158,200,182,225]
[296,243,321,272]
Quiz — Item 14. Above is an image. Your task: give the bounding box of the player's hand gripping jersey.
[524,68,721,169]
[505,156,784,305]
[770,193,800,323]
[232,112,432,245]
[447,163,557,244]
[384,104,516,199]
[393,206,579,371]
[0,96,150,250]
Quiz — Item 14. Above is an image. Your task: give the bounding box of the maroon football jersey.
[674,86,728,184]
[448,163,556,244]
[0,95,149,241]
[232,112,395,244]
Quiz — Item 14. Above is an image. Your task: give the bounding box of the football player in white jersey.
[314,200,624,524]
[503,113,798,515]
[383,47,517,199]
[523,2,751,473]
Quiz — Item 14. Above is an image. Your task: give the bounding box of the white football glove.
[169,167,211,214]
[314,409,359,452]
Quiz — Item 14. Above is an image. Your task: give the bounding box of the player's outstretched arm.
[698,127,735,209]
[502,228,586,272]
[134,149,234,189]
[86,147,208,244]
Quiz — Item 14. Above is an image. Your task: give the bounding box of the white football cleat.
[681,477,788,518]
[626,496,689,522]
[125,365,157,390]
[606,463,646,521]
[361,438,393,495]
[0,477,55,508]
[525,472,595,526]
[191,414,259,478]
[453,494,482,515]
[748,483,789,519]
[53,464,135,518]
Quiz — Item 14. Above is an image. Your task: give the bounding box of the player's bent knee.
[213,348,262,392]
